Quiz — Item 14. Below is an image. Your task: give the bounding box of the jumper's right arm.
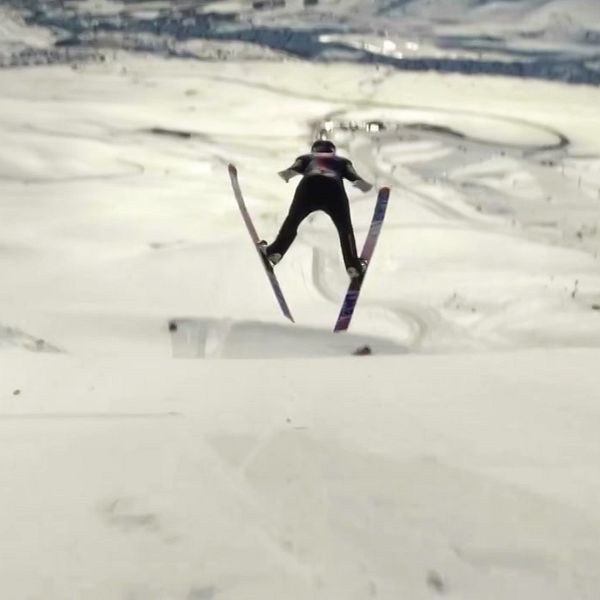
[344,160,373,193]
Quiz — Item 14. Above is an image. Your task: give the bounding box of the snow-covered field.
[1,2,600,599]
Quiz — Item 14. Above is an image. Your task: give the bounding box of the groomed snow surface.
[1,49,600,600]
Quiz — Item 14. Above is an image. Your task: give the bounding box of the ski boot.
[347,259,367,280]
[258,240,282,266]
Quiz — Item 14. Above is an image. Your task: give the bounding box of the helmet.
[311,139,336,154]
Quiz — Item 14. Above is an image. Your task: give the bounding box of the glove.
[278,169,295,183]
[354,179,373,193]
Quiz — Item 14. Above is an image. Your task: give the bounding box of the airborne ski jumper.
[260,140,374,279]
[228,141,390,331]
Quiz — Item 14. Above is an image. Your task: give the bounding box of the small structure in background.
[353,345,372,356]
[253,0,286,9]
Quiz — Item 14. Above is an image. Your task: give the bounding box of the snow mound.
[169,318,406,359]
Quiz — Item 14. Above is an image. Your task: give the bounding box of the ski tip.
[228,163,237,175]
[380,186,391,195]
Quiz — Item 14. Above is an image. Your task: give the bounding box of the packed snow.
[1,1,600,599]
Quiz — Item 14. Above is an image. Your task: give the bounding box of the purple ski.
[228,163,294,323]
[334,186,390,332]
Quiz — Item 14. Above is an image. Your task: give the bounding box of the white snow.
[2,2,600,598]
[0,7,54,55]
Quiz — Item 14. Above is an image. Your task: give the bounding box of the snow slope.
[2,349,600,599]
[1,3,600,599]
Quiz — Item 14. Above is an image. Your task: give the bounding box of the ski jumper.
[267,153,364,271]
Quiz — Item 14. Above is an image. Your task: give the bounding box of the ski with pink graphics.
[334,186,390,332]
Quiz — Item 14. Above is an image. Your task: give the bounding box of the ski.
[228,163,294,323]
[333,186,391,332]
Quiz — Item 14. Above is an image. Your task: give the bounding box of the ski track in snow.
[302,91,600,350]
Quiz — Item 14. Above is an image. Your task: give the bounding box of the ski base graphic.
[334,187,390,332]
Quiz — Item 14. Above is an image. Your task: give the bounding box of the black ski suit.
[267,153,365,271]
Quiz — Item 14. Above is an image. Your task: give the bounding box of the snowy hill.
[1,2,600,599]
